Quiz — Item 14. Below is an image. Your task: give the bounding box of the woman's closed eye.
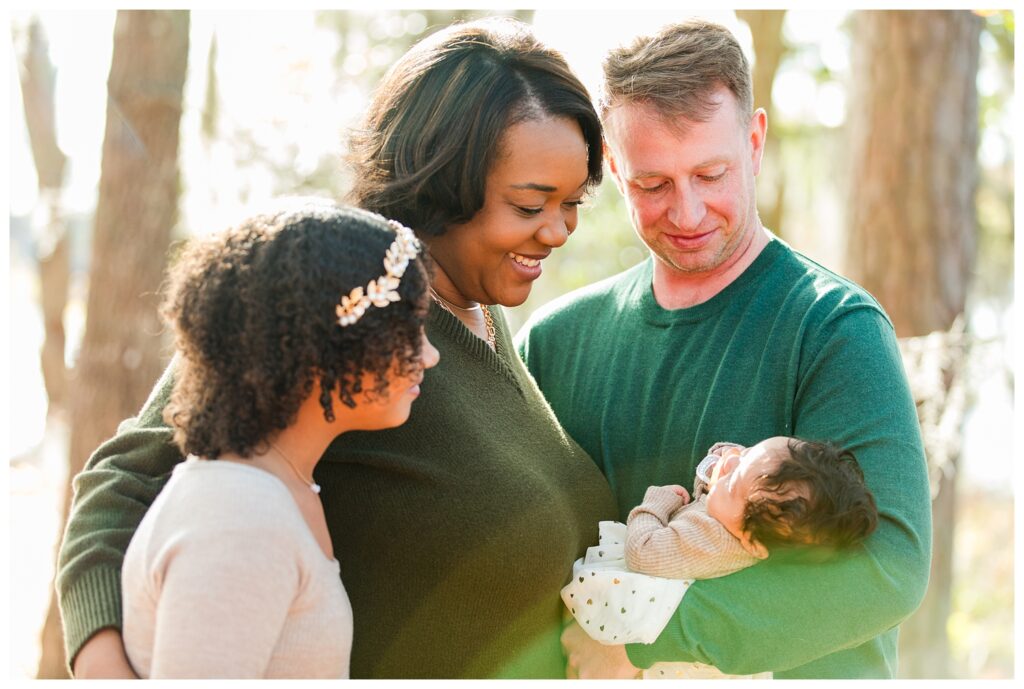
[516,199,583,216]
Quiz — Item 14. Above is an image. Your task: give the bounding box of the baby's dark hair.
[743,439,878,551]
[162,199,430,459]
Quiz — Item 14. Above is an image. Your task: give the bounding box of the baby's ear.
[739,533,770,560]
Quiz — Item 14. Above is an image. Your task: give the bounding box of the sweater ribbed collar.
[635,234,785,327]
[427,301,524,394]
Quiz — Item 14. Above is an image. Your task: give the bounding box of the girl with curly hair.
[59,18,617,679]
[119,200,438,678]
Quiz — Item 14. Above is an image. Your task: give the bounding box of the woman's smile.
[508,250,547,278]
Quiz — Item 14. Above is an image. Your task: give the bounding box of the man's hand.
[562,620,642,679]
[72,628,138,679]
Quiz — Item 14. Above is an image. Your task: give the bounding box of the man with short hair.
[516,20,931,679]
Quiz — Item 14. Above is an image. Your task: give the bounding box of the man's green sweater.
[57,304,618,678]
[517,237,932,678]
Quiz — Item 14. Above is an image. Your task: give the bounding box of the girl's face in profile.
[346,328,440,431]
[426,116,590,307]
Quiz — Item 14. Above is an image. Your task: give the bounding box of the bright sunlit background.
[7,8,1016,680]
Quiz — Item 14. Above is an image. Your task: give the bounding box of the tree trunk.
[736,10,788,237]
[18,17,70,412]
[844,10,981,679]
[845,10,980,338]
[36,10,189,678]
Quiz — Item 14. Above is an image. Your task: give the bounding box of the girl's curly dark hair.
[162,200,430,459]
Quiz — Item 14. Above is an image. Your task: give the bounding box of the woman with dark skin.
[58,17,617,679]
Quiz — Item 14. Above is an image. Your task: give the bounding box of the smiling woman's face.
[426,116,590,307]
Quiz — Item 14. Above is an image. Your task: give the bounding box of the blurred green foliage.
[974,11,1015,304]
[518,10,1012,332]
[315,10,535,87]
[187,17,1018,677]
[9,9,1013,680]
[214,10,1011,333]
[947,488,1014,678]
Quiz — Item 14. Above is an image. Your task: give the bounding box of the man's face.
[604,89,765,278]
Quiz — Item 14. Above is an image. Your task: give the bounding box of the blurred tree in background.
[318,9,534,88]
[210,10,535,201]
[736,10,789,238]
[35,10,190,678]
[10,8,1013,681]
[847,11,981,338]
[15,18,70,413]
[844,10,983,678]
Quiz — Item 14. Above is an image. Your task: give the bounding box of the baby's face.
[705,436,792,554]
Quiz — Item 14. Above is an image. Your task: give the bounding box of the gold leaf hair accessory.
[335,217,421,327]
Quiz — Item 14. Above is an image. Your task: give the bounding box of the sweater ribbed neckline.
[427,301,523,394]
[637,235,785,327]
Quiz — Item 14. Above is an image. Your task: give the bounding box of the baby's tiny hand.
[664,484,691,504]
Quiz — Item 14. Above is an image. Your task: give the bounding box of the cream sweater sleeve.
[120,464,311,679]
[123,461,351,679]
[625,486,758,580]
[146,516,302,678]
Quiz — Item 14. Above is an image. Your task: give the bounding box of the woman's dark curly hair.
[742,439,879,552]
[162,199,430,459]
[347,16,604,238]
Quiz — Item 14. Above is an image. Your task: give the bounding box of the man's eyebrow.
[629,159,731,179]
[696,157,731,169]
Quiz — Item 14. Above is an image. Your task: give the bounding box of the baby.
[562,436,878,680]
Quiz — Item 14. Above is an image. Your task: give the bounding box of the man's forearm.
[625,515,930,675]
[56,362,182,667]
[628,309,931,676]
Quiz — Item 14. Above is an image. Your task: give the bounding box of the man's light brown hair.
[600,19,753,128]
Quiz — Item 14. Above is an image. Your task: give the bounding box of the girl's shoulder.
[153,457,302,535]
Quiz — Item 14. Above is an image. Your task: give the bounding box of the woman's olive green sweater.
[56,304,617,678]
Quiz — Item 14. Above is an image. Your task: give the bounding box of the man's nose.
[667,183,706,230]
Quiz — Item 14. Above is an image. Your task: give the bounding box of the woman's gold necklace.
[429,287,496,351]
[269,441,321,494]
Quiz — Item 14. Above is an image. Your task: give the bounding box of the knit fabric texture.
[626,485,758,580]
[122,458,352,678]
[517,236,932,678]
[57,302,618,678]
